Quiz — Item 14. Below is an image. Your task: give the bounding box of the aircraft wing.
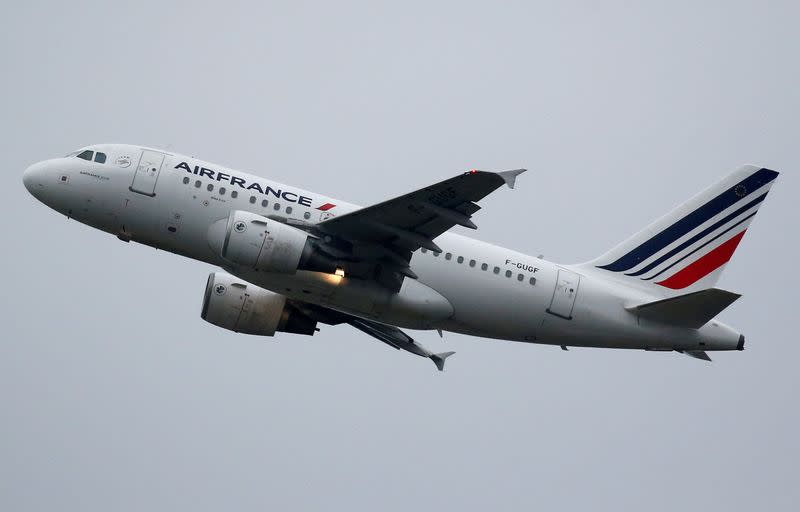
[347,317,455,371]
[290,301,455,371]
[317,169,526,259]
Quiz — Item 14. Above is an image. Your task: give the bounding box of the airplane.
[22,144,779,369]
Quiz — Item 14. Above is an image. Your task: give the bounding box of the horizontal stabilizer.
[681,350,712,361]
[626,288,741,329]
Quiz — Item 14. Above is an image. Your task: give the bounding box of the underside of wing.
[309,169,525,290]
[291,301,455,371]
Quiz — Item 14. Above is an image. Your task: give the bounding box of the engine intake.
[201,272,316,336]
[208,210,336,274]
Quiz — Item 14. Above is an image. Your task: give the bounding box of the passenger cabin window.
[94,152,106,163]
[249,196,256,204]
[77,150,94,161]
[303,212,311,220]
[231,191,238,198]
[219,187,226,195]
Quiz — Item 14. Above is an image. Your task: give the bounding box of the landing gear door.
[547,268,580,320]
[130,149,166,196]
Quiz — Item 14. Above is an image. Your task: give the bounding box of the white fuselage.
[23,144,743,353]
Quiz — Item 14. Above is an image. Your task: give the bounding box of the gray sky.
[1,1,798,510]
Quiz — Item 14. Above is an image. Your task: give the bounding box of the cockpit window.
[76,150,94,161]
[94,152,106,163]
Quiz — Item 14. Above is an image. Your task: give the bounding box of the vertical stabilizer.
[581,165,778,295]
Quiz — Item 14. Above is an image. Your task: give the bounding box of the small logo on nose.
[115,156,131,168]
[234,221,247,233]
[214,284,227,296]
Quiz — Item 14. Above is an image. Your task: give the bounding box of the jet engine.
[201,272,317,336]
[207,210,337,274]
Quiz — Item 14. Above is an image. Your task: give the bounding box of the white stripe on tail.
[579,165,779,296]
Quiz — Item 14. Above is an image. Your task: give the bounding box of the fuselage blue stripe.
[597,168,777,272]
[625,193,766,277]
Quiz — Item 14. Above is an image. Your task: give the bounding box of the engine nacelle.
[201,272,317,336]
[207,210,336,274]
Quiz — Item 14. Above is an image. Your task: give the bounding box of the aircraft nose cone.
[22,164,35,192]
[23,161,46,196]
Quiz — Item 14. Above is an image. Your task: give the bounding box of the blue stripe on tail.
[597,168,778,272]
[643,210,757,281]
[625,193,766,277]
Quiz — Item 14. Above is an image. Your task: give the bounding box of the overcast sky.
[1,1,798,510]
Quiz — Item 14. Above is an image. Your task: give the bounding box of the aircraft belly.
[229,268,453,330]
[411,255,552,341]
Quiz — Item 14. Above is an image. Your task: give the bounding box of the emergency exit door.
[547,269,580,320]
[130,149,166,196]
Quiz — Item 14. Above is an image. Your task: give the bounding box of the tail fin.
[582,165,778,295]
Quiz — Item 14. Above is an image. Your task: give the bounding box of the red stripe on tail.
[656,231,747,290]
